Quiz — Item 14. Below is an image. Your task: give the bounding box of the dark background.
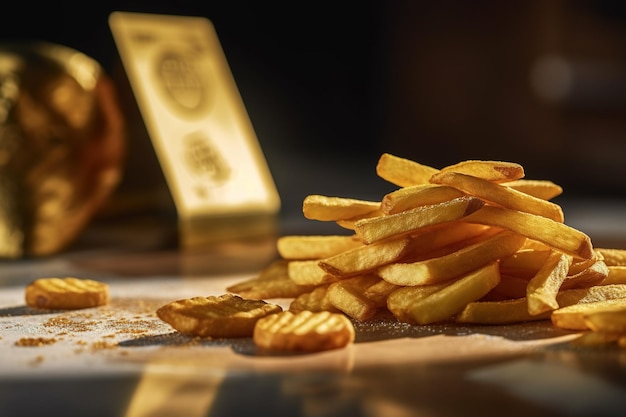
[3,0,626,217]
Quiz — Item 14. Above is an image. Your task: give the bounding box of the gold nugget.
[25,277,109,310]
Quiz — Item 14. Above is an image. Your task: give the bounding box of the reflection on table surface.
[1,199,626,417]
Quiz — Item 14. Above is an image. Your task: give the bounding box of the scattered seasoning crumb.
[91,340,118,350]
[16,337,57,347]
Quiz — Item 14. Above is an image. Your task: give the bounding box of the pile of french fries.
[228,153,626,348]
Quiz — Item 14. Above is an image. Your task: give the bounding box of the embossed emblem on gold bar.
[109,12,280,246]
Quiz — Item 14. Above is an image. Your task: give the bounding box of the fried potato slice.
[25,277,109,310]
[380,184,465,215]
[289,285,339,313]
[378,231,525,286]
[595,248,626,266]
[302,195,380,221]
[326,275,383,321]
[319,237,412,277]
[376,153,439,187]
[526,251,572,315]
[288,260,339,286]
[437,160,524,183]
[387,261,501,324]
[277,235,362,260]
[551,298,626,330]
[503,179,563,200]
[560,259,609,290]
[464,205,594,260]
[227,260,318,299]
[355,196,484,244]
[253,310,355,352]
[156,294,282,338]
[430,171,564,222]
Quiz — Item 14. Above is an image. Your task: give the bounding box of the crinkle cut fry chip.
[25,277,109,310]
[253,310,355,352]
[157,294,282,338]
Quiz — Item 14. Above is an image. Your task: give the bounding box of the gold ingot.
[0,42,125,258]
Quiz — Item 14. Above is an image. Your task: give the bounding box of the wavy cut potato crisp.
[25,277,109,310]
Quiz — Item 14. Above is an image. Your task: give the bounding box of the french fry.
[288,260,339,286]
[362,279,400,307]
[387,262,501,325]
[319,237,412,277]
[430,171,564,222]
[277,235,362,260]
[584,309,626,334]
[603,266,626,285]
[485,274,532,301]
[289,285,340,313]
[526,251,572,315]
[380,184,464,215]
[551,298,626,330]
[355,196,484,244]
[499,249,551,279]
[376,153,439,187]
[437,160,525,183]
[560,259,609,290]
[327,275,381,321]
[378,231,525,286]
[503,179,563,200]
[302,194,380,221]
[464,205,594,260]
[595,248,626,266]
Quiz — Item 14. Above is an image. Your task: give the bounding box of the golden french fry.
[380,184,464,215]
[464,205,594,260]
[437,160,525,183]
[156,294,283,338]
[287,260,339,286]
[289,285,340,313]
[387,261,501,325]
[25,277,109,310]
[362,279,400,307]
[319,237,412,277]
[277,235,362,260]
[335,209,384,231]
[378,231,525,286]
[355,196,484,244]
[595,248,626,266]
[302,194,380,221]
[526,251,572,315]
[327,275,381,321]
[486,274,531,301]
[376,153,439,187]
[499,249,551,279]
[253,310,355,352]
[503,179,563,200]
[560,259,609,290]
[227,259,318,299]
[584,308,626,334]
[430,171,564,222]
[603,266,626,285]
[551,298,626,330]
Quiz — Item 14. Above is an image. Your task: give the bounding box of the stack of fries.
[228,153,626,348]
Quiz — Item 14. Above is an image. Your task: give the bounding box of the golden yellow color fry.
[595,248,626,266]
[604,266,626,285]
[499,249,551,279]
[25,277,109,310]
[327,275,381,321]
[277,235,362,260]
[227,260,318,300]
[376,153,439,187]
[387,262,501,325]
[302,194,380,221]
[430,171,564,222]
[319,237,412,277]
[355,196,484,244]
[551,298,626,330]
[464,205,594,260]
[584,309,626,333]
[253,310,355,352]
[568,251,603,275]
[458,284,626,325]
[503,179,563,200]
[380,184,465,215]
[437,160,525,183]
[289,285,339,313]
[560,259,609,290]
[486,275,531,301]
[287,260,339,286]
[335,210,384,230]
[526,251,573,315]
[362,279,400,307]
[378,231,525,286]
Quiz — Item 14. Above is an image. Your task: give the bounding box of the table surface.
[2,198,626,417]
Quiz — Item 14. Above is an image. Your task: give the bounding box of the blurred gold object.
[0,42,125,258]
